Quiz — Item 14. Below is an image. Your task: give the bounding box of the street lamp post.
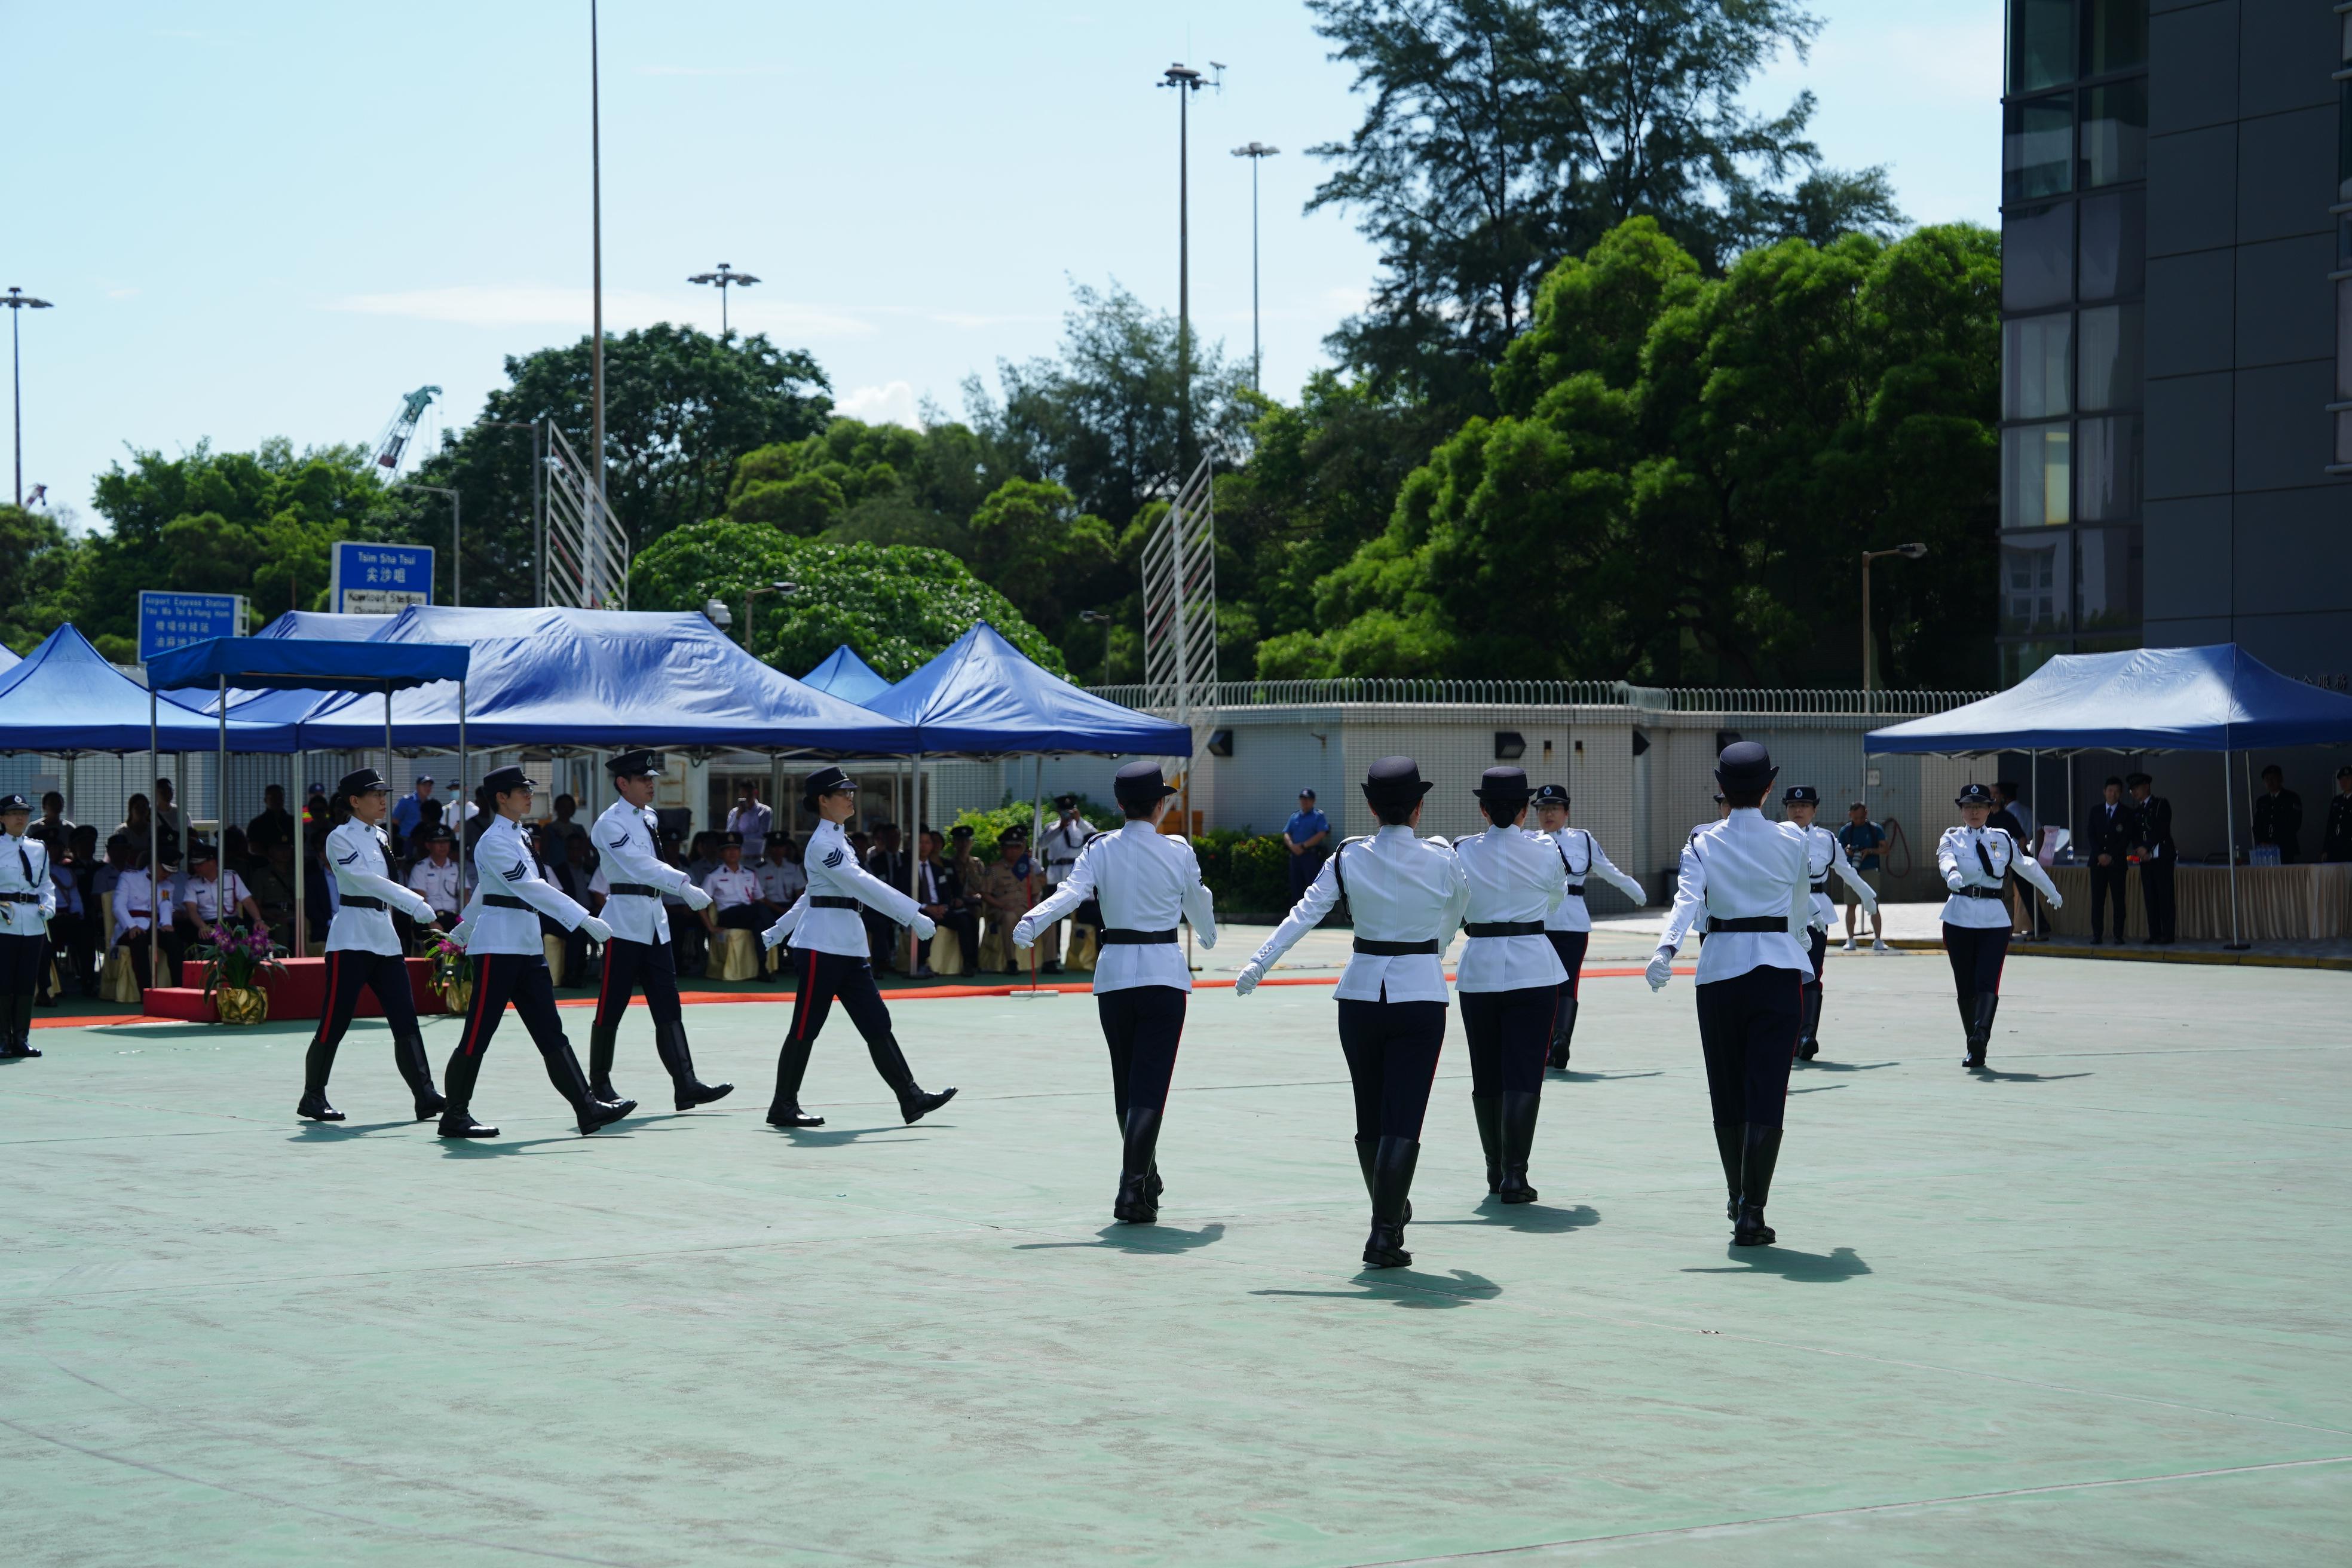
[1230,143,1278,390]
[688,264,761,338]
[1860,543,1929,694]
[1079,608,1114,688]
[1160,63,1209,473]
[742,580,797,653]
[394,484,463,607]
[483,420,543,605]
[589,0,607,517]
[4,286,56,509]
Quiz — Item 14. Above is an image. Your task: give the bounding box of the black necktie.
[1976,837,1998,880]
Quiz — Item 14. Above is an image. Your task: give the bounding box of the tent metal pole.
[293,748,305,958]
[385,689,394,791]
[907,752,923,975]
[2223,749,2244,950]
[148,684,159,955]
[457,681,468,862]
[215,675,227,937]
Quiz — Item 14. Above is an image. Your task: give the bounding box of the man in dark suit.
[2325,765,2352,863]
[2251,765,2304,863]
[2082,776,2136,944]
[2128,772,2175,944]
[862,823,909,970]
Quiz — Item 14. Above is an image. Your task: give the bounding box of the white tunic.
[449,816,593,957]
[1250,826,1468,1004]
[1937,825,2062,929]
[0,832,57,935]
[324,819,433,956]
[1537,827,1647,935]
[764,818,924,959]
[1658,809,1813,984]
[181,871,252,926]
[757,858,806,905]
[591,798,696,945]
[406,856,465,917]
[703,864,763,911]
[112,868,158,938]
[1016,820,1217,993]
[1796,821,1878,931]
[1450,825,1568,993]
[1040,816,1100,887]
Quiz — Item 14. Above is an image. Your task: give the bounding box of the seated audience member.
[701,833,780,935]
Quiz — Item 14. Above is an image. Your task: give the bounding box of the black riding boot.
[1497,1089,1541,1203]
[656,1018,733,1110]
[436,1046,498,1138]
[1113,1106,1163,1224]
[541,1036,634,1135]
[1471,1095,1502,1195]
[1734,1123,1783,1246]
[392,1024,443,1120]
[587,1016,621,1102]
[1967,993,1999,1069]
[1797,982,1822,1060]
[298,1032,345,1120]
[2,996,42,1057]
[1353,1134,1411,1225]
[765,1032,825,1126]
[1362,1136,1419,1269]
[868,1031,956,1124]
[1548,998,1579,1070]
[1955,990,1979,1065]
[1713,1122,1742,1221]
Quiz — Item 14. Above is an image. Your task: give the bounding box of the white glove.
[911,913,938,941]
[402,892,436,923]
[1946,874,1965,892]
[761,922,788,951]
[578,914,612,944]
[2046,893,2063,911]
[1645,948,1674,991]
[443,920,470,950]
[1233,961,1264,997]
[682,883,713,912]
[1010,918,1036,951]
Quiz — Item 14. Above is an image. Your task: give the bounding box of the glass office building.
[1997,1,2351,685]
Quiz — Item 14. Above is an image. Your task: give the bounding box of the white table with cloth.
[2038,862,2352,942]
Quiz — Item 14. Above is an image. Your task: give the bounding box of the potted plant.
[190,921,286,1026]
[428,935,472,1015]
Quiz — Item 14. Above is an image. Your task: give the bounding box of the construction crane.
[371,384,442,479]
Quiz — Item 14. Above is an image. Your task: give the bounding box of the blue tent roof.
[174,610,400,722]
[862,621,1192,756]
[277,606,919,752]
[0,645,19,675]
[148,635,470,693]
[800,644,894,706]
[0,624,295,754]
[1867,645,2352,755]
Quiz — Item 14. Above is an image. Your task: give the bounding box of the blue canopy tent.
[0,644,19,677]
[167,610,394,728]
[800,644,895,706]
[1866,644,2352,948]
[146,635,473,956]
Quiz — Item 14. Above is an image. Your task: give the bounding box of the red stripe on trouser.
[461,956,494,1055]
[596,942,619,1026]
[311,953,338,1046]
[795,947,817,1039]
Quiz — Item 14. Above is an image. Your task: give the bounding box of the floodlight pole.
[1861,544,1929,694]
[5,287,54,508]
[394,483,462,606]
[1230,143,1278,389]
[1161,65,1208,474]
[688,264,761,338]
[589,0,607,596]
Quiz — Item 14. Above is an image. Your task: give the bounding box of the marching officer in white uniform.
[1529,783,1647,1067]
[1237,757,1469,1270]
[1451,767,1567,1203]
[1033,792,1101,973]
[1781,784,1878,1062]
[1939,782,2064,1070]
[441,765,626,1139]
[299,768,446,1122]
[1015,762,1217,1224]
[586,751,730,1113]
[0,794,57,1059]
[759,766,953,1129]
[1647,743,1812,1247]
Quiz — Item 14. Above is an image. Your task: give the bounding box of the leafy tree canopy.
[629,518,1067,681]
[0,504,83,657]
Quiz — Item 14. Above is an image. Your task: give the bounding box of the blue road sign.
[330,541,435,615]
[137,591,246,663]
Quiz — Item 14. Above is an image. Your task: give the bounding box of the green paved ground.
[2,944,2346,1566]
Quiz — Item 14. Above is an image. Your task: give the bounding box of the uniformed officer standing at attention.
[298,769,446,1122]
[1236,757,1468,1270]
[2081,776,2135,944]
[1013,762,1217,1224]
[1034,794,1101,974]
[2127,772,2175,945]
[758,766,952,1129]
[439,766,626,1139]
[1646,743,1811,1247]
[1529,784,1647,1068]
[1939,783,2065,1070]
[0,794,56,1061]
[1451,767,1567,1203]
[2325,765,2352,862]
[1780,785,1878,1062]
[586,750,731,1114]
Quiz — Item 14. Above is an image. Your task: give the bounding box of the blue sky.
[4,1,2000,526]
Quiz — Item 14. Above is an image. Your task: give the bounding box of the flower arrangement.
[428,935,473,1012]
[189,921,286,998]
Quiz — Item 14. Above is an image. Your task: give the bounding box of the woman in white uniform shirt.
[1452,767,1568,1204]
[1015,761,1217,1225]
[1237,757,1469,1270]
[1529,785,1647,1068]
[440,767,624,1140]
[1940,782,2063,1070]
[298,768,446,1123]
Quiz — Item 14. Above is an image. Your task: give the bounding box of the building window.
[2076,526,2143,633]
[2010,0,2075,93]
[2004,313,2074,419]
[2076,415,2140,520]
[2004,422,2073,526]
[2004,201,2076,311]
[2006,95,2075,200]
[2084,0,2148,76]
[2001,640,2072,686]
[2077,303,2142,411]
[1999,535,2070,635]
[2081,78,2147,188]
[2077,189,2145,301]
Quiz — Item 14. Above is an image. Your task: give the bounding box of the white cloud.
[327,284,872,339]
[105,287,140,300]
[636,65,784,77]
[835,382,921,428]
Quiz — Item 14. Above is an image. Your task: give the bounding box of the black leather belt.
[485,894,529,910]
[1098,927,1177,945]
[1956,886,2001,899]
[607,882,662,898]
[811,896,860,909]
[1563,883,1585,896]
[339,895,386,911]
[1464,920,1544,938]
[0,891,39,904]
[1353,938,1440,956]
[1809,880,1829,894]
[1707,916,1787,933]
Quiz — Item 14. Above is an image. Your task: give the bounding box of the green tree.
[725,416,997,556]
[1260,217,1998,688]
[967,478,1120,649]
[629,518,1067,681]
[0,504,84,655]
[1306,0,1901,406]
[398,325,831,607]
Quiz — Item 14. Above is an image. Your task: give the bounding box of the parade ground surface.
[5,921,2347,1566]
